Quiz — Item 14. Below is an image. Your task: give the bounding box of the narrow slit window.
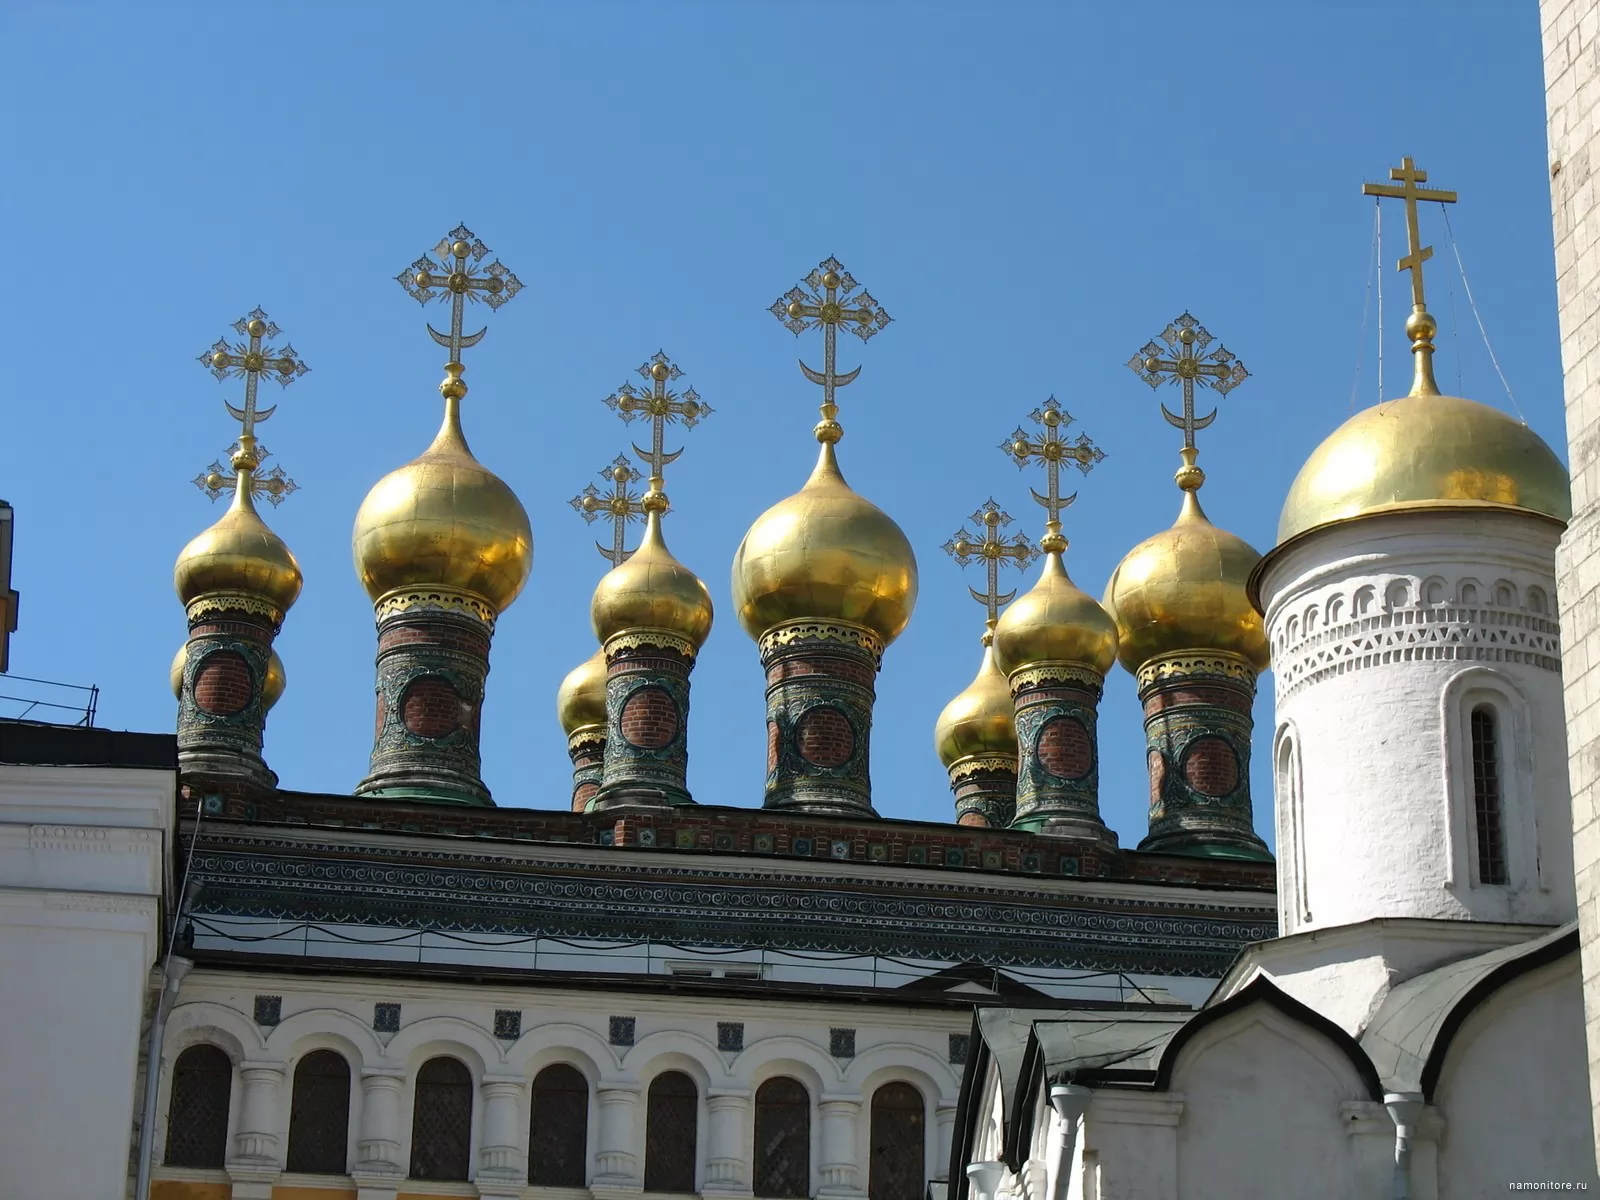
[1470,706,1507,884]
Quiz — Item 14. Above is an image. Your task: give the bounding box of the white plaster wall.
[1435,955,1599,1193]
[0,763,174,1200]
[1259,511,1573,933]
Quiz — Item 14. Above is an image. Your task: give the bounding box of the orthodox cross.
[570,456,647,566]
[397,224,523,363]
[195,308,307,504]
[1362,156,1457,312]
[943,500,1039,629]
[1000,397,1105,551]
[770,256,891,439]
[1127,312,1248,479]
[603,351,712,500]
[194,445,298,507]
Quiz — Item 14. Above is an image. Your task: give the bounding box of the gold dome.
[591,510,714,649]
[992,551,1118,677]
[174,476,303,615]
[934,636,1018,769]
[1104,489,1268,674]
[352,394,532,613]
[731,442,918,643]
[556,646,608,736]
[1277,391,1570,545]
[170,644,286,710]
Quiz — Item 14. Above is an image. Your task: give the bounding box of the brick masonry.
[400,675,467,738]
[177,603,280,791]
[1543,0,1600,1157]
[796,705,856,768]
[193,651,252,717]
[596,641,696,808]
[619,686,681,750]
[1036,716,1093,780]
[759,627,880,817]
[1011,675,1111,839]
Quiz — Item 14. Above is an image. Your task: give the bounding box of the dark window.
[754,1076,810,1198]
[410,1056,473,1181]
[868,1082,925,1200]
[643,1070,697,1193]
[1471,706,1508,884]
[529,1063,589,1187]
[164,1044,232,1168]
[286,1049,351,1174]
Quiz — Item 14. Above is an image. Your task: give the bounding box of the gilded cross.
[943,500,1039,628]
[1362,156,1457,311]
[194,442,298,507]
[604,351,712,497]
[198,307,309,441]
[1001,397,1105,550]
[571,456,648,566]
[770,256,891,439]
[397,224,523,363]
[1127,313,1248,453]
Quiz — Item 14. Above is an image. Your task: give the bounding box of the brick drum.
[795,706,855,768]
[1036,716,1093,780]
[620,687,680,750]
[767,721,782,772]
[1148,749,1167,807]
[400,675,465,738]
[958,811,989,828]
[193,651,253,716]
[572,780,599,810]
[1182,736,1239,797]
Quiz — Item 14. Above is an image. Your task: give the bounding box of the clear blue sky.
[0,2,1564,854]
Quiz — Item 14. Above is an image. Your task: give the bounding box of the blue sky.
[0,2,1563,853]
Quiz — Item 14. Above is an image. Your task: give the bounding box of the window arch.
[164,1044,232,1168]
[286,1049,351,1174]
[529,1063,588,1187]
[644,1070,698,1193]
[754,1076,810,1198]
[410,1055,473,1182]
[868,1082,924,1200]
[1470,706,1508,885]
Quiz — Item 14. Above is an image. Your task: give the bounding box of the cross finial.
[604,351,712,510]
[196,308,308,504]
[397,223,522,400]
[1127,312,1248,492]
[770,256,891,445]
[1000,398,1105,554]
[571,455,647,566]
[943,500,1039,633]
[1362,156,1457,396]
[194,442,299,507]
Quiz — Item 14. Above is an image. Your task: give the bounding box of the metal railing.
[0,674,99,726]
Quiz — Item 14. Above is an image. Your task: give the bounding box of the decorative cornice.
[605,628,697,660]
[1008,662,1104,695]
[567,726,606,753]
[759,619,885,666]
[29,825,161,854]
[186,592,283,628]
[1136,651,1257,693]
[374,586,497,629]
[948,754,1018,783]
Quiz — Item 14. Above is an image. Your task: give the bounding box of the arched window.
[286,1049,351,1174]
[754,1076,810,1198]
[410,1056,473,1182]
[529,1063,588,1187]
[644,1071,698,1193]
[1470,706,1508,884]
[868,1082,924,1200]
[164,1044,232,1168]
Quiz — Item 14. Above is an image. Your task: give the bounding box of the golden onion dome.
[992,550,1118,677]
[1276,391,1570,545]
[934,635,1017,770]
[731,442,918,643]
[591,509,714,649]
[556,646,608,737]
[352,390,533,613]
[174,473,303,615]
[1104,487,1268,674]
[170,644,286,710]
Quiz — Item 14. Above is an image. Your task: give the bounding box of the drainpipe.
[1048,1084,1092,1200]
[133,867,203,1200]
[966,1160,1005,1200]
[1383,1092,1424,1200]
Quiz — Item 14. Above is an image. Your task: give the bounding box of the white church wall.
[1435,955,1599,1193]
[1258,510,1573,933]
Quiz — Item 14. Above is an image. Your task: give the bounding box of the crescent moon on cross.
[799,360,862,388]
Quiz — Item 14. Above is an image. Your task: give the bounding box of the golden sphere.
[731,443,918,644]
[934,640,1018,769]
[1103,491,1268,675]
[591,513,713,648]
[556,647,608,736]
[992,551,1117,677]
[169,644,186,698]
[414,270,431,288]
[175,490,303,614]
[821,270,841,289]
[352,405,532,613]
[1405,308,1438,342]
[262,649,286,711]
[451,240,472,258]
[1277,392,1571,545]
[247,318,267,336]
[210,350,229,370]
[650,361,671,381]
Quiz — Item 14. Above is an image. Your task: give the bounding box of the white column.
[232,1062,286,1163]
[478,1075,527,1188]
[704,1088,752,1192]
[595,1083,642,1183]
[354,1069,407,1175]
[935,1104,958,1184]
[818,1094,863,1196]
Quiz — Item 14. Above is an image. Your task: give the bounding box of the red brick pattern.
[400,675,465,738]
[766,721,782,772]
[1143,685,1251,716]
[193,651,253,716]
[796,707,855,768]
[379,622,490,656]
[768,654,877,690]
[190,619,271,641]
[1148,750,1166,807]
[1036,717,1093,780]
[620,687,680,749]
[1183,737,1240,797]
[957,811,990,828]
[572,781,599,810]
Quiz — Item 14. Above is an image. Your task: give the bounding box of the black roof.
[0,720,176,770]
